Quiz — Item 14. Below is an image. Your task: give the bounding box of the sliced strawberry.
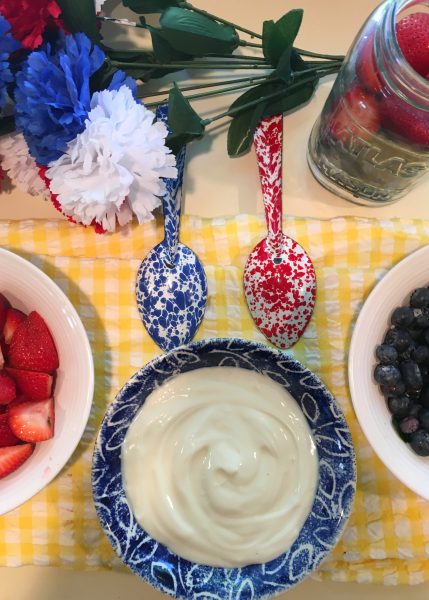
[355,32,383,95]
[0,443,34,479]
[9,311,59,373]
[0,339,7,364]
[380,95,429,146]
[5,368,53,401]
[0,344,4,370]
[0,371,16,405]
[9,397,55,442]
[328,84,381,144]
[0,293,10,331]
[396,13,429,77]
[9,394,32,408]
[0,413,20,447]
[3,308,26,344]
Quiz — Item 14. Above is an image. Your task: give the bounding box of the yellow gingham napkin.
[0,215,428,584]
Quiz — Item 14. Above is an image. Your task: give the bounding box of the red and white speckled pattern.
[244,115,316,349]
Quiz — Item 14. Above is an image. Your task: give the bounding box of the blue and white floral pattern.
[135,105,207,352]
[93,339,356,599]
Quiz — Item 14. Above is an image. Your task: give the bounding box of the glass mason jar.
[307,0,429,206]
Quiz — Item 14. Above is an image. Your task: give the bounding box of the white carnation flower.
[46,86,177,232]
[0,132,49,198]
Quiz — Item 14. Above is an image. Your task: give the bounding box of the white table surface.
[1,0,429,598]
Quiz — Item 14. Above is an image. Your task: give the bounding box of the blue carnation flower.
[14,33,105,166]
[0,16,21,109]
[108,69,137,96]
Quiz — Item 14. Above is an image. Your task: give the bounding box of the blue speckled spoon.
[135,105,207,352]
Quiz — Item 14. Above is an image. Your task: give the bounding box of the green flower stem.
[111,60,272,70]
[96,16,146,28]
[179,1,263,40]
[140,74,268,98]
[207,54,268,62]
[293,60,343,77]
[295,47,345,61]
[141,62,340,107]
[202,72,334,125]
[142,78,275,107]
[238,40,263,48]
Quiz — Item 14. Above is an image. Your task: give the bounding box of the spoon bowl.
[136,239,207,351]
[244,114,316,349]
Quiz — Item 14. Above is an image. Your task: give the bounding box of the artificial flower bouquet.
[0,0,342,233]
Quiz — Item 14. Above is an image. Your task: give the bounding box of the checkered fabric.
[0,215,428,584]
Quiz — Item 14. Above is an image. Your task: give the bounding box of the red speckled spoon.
[243,114,316,349]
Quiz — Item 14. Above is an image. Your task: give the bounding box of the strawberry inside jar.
[307,0,429,206]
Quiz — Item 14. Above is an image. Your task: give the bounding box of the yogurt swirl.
[122,367,318,568]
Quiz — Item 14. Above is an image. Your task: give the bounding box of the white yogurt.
[121,366,318,568]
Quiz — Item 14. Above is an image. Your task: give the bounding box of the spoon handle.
[254,114,283,250]
[156,105,186,264]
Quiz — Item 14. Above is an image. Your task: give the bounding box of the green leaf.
[262,20,275,63]
[262,79,317,118]
[291,48,307,71]
[89,59,118,93]
[263,9,303,66]
[148,26,193,62]
[225,76,318,156]
[167,84,205,153]
[229,80,284,111]
[0,115,15,137]
[225,80,282,157]
[274,45,293,83]
[123,0,179,12]
[56,0,100,44]
[227,102,267,157]
[159,7,239,56]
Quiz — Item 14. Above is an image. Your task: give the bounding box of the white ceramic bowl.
[349,245,429,500]
[0,248,94,515]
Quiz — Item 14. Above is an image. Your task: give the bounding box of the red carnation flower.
[0,0,66,50]
[37,165,106,234]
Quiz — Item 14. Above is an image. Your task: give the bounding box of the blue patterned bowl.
[92,338,356,598]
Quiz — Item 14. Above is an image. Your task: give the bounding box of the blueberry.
[420,387,429,408]
[374,364,402,386]
[375,344,398,364]
[420,364,429,382]
[423,328,429,346]
[412,308,429,329]
[408,327,423,341]
[399,416,419,434]
[391,306,414,327]
[393,329,413,352]
[399,340,417,361]
[410,287,429,308]
[409,429,429,456]
[401,361,423,391]
[384,329,396,345]
[387,395,412,417]
[380,381,406,396]
[418,407,429,431]
[408,403,422,417]
[412,345,429,364]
